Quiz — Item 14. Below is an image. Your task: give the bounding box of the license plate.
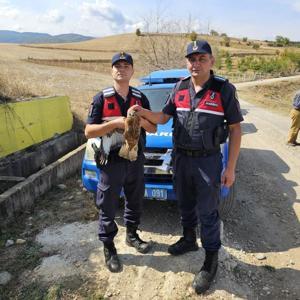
[144,188,167,200]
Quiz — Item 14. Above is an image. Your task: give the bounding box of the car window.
[140,88,173,111]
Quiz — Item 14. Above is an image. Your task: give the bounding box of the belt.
[176,147,220,157]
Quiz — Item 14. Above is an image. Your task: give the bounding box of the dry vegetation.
[0,32,299,126]
[0,73,40,102]
[238,78,300,116]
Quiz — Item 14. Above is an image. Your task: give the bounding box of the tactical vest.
[173,76,228,151]
[102,87,142,121]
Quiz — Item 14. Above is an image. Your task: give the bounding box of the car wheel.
[218,183,235,220]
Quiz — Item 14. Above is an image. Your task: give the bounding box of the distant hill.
[0,30,94,44]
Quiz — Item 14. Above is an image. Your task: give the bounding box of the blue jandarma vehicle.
[82,69,235,219]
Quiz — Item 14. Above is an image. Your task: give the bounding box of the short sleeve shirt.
[162,75,243,125]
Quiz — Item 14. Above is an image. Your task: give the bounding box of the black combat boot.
[192,250,218,294]
[168,227,199,255]
[103,242,122,273]
[126,225,151,254]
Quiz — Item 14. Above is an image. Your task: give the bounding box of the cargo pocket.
[96,178,110,208]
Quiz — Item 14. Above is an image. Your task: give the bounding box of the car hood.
[145,119,173,149]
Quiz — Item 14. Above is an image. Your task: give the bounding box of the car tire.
[218,183,235,220]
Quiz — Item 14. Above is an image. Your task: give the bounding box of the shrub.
[0,73,36,102]
[214,47,223,69]
[210,30,219,36]
[237,54,299,75]
[224,52,232,71]
[189,31,197,41]
[252,43,260,50]
[223,36,230,47]
[135,28,142,36]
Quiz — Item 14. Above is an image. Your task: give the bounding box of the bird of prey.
[119,110,141,161]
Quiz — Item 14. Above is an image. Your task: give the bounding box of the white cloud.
[79,0,136,33]
[41,9,65,24]
[0,0,19,18]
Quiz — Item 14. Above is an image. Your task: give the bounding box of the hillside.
[0,30,94,44]
[0,32,299,126]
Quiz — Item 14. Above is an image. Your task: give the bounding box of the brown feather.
[124,111,140,150]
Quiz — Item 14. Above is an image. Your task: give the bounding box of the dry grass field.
[0,33,299,129]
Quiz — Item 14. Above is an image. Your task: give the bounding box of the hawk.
[119,110,141,161]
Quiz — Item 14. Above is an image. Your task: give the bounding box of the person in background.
[287,90,300,146]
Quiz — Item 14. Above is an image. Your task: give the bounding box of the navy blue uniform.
[87,87,151,243]
[163,74,243,251]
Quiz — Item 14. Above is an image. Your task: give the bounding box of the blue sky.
[0,0,300,41]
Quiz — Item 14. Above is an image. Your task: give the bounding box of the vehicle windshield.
[141,88,173,111]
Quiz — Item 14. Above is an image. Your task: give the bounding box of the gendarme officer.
[130,40,243,293]
[85,52,156,272]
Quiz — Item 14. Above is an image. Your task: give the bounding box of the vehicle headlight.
[84,138,98,161]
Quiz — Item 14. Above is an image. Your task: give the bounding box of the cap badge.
[192,41,198,51]
[120,52,125,59]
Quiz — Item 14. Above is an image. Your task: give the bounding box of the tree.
[242,37,248,42]
[275,35,290,47]
[210,30,219,36]
[190,31,197,41]
[138,12,187,70]
[135,28,142,36]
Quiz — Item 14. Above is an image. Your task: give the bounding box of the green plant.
[275,35,290,46]
[210,30,219,36]
[223,36,230,47]
[252,43,260,50]
[135,28,141,36]
[189,31,197,41]
[214,47,223,69]
[224,52,232,71]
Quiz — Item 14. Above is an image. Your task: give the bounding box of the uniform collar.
[189,70,214,93]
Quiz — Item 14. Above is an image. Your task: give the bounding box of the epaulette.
[213,75,227,82]
[131,87,142,98]
[181,75,191,81]
[177,76,190,90]
[211,75,228,92]
[103,87,115,98]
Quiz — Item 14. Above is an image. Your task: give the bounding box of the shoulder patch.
[131,87,142,98]
[103,87,115,98]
